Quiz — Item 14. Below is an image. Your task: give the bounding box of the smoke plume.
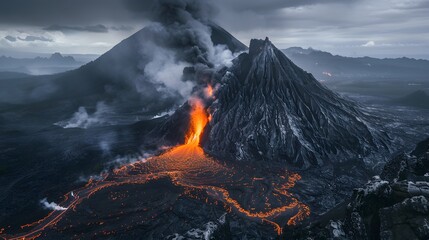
[127,0,238,105]
[40,198,68,211]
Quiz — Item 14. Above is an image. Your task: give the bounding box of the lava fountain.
[185,97,209,146]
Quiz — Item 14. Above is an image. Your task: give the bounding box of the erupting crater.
[2,86,309,239]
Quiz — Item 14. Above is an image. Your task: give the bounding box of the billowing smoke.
[127,0,239,106]
[40,198,68,211]
[127,0,216,24]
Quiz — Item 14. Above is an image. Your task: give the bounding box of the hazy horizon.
[1,40,428,61]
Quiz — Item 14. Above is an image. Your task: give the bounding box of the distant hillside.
[0,72,29,80]
[393,90,429,109]
[283,47,429,83]
[282,47,429,98]
[0,53,82,75]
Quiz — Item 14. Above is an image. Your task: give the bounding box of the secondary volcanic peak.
[203,37,390,169]
[2,87,309,239]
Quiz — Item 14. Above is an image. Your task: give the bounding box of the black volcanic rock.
[203,38,390,169]
[284,138,429,240]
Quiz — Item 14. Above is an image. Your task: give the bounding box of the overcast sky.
[0,0,428,59]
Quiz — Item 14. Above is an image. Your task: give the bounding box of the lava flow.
[1,86,310,239]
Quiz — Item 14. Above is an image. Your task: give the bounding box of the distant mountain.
[203,38,390,169]
[282,47,429,98]
[393,90,429,109]
[0,53,81,75]
[283,47,429,83]
[0,23,247,123]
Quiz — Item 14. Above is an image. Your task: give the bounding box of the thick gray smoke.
[127,0,216,26]
[128,0,238,105]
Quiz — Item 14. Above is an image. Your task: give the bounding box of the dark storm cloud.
[4,35,16,42]
[0,0,349,26]
[44,24,109,33]
[18,36,53,42]
[216,0,354,12]
[110,25,135,32]
[0,0,129,26]
[0,0,216,26]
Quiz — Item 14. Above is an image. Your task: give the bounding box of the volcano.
[203,38,390,169]
[0,19,402,240]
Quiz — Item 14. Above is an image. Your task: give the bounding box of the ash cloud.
[125,0,216,24]
[127,0,238,104]
[74,0,241,120]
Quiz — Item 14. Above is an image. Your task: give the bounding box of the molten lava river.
[2,95,310,239]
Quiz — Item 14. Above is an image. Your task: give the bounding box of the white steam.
[139,41,194,98]
[55,101,112,129]
[211,44,238,68]
[40,198,68,211]
[186,20,236,68]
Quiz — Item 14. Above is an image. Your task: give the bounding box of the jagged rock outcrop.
[203,38,390,169]
[283,138,429,240]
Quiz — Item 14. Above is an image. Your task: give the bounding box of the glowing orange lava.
[204,84,214,98]
[185,98,209,146]
[2,86,310,239]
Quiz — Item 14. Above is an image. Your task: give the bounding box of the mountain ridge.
[202,38,391,169]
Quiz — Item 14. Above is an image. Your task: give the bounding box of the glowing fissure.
[2,86,310,239]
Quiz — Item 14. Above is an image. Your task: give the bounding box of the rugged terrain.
[284,138,429,240]
[204,38,390,169]
[0,6,427,239]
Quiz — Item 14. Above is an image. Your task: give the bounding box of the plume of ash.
[131,0,238,107]
[55,101,112,129]
[40,198,67,211]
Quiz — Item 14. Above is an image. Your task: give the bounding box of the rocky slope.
[284,138,429,240]
[202,38,390,169]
